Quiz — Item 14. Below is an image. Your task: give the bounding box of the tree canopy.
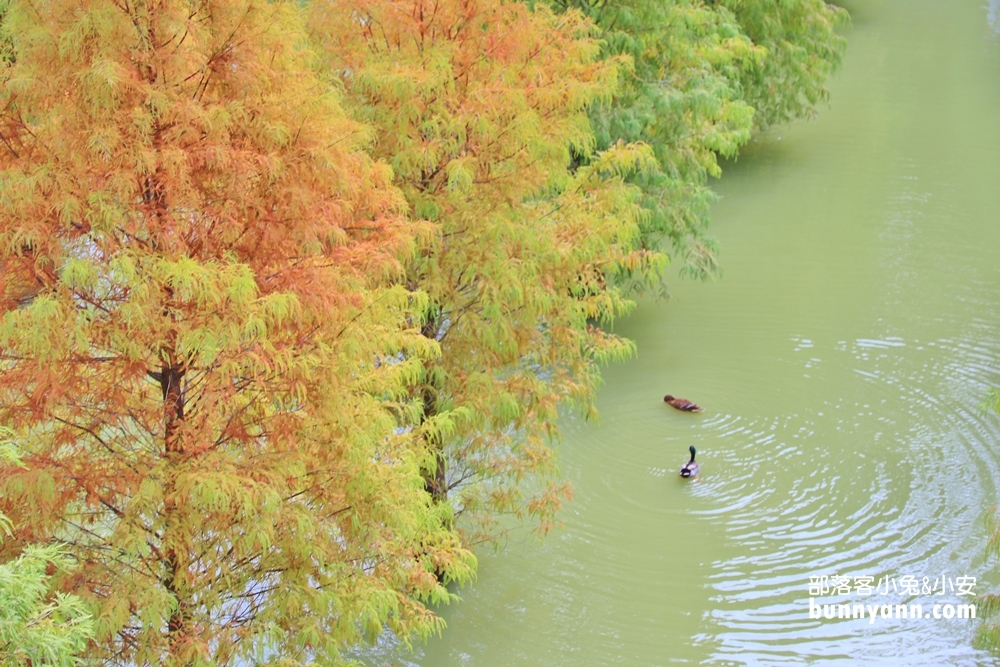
[0,0,847,661]
[0,0,470,662]
[545,0,847,279]
[311,0,661,543]
[722,0,848,130]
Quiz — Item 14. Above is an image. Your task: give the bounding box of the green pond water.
[382,0,1000,664]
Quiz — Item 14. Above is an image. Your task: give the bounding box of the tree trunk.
[422,383,447,503]
[160,300,192,662]
[420,312,447,503]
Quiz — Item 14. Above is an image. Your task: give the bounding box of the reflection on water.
[366,1,1000,666]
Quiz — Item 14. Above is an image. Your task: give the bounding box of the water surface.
[405,1,1000,664]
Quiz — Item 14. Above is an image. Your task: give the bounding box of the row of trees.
[0,0,845,663]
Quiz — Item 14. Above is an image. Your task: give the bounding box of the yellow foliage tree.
[311,0,662,543]
[0,0,472,663]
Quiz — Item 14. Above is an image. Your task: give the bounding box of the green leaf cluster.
[722,0,849,130]
[0,434,94,667]
[546,0,847,279]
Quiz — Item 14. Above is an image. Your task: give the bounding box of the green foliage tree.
[547,0,760,278]
[979,524,1000,652]
[544,0,847,278]
[987,389,1000,414]
[0,0,471,663]
[311,0,662,543]
[721,0,849,130]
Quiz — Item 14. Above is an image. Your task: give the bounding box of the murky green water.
[390,1,1000,664]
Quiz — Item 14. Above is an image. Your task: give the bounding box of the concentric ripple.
[697,340,1000,665]
[365,2,1000,666]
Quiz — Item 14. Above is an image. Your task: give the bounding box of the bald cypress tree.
[311,0,660,542]
[546,0,846,279]
[0,0,471,663]
[722,0,848,130]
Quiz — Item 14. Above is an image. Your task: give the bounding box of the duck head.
[663,395,674,402]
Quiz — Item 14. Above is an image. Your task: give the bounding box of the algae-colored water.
[399,1,1000,664]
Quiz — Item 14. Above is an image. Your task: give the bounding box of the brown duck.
[664,395,703,413]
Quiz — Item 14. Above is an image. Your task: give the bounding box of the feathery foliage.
[722,0,849,130]
[0,436,94,667]
[1,0,851,660]
[0,0,471,663]
[310,0,662,543]
[0,543,95,667]
[547,0,759,279]
[544,0,846,279]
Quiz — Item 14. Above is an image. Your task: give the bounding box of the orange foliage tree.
[0,0,472,663]
[310,0,662,543]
